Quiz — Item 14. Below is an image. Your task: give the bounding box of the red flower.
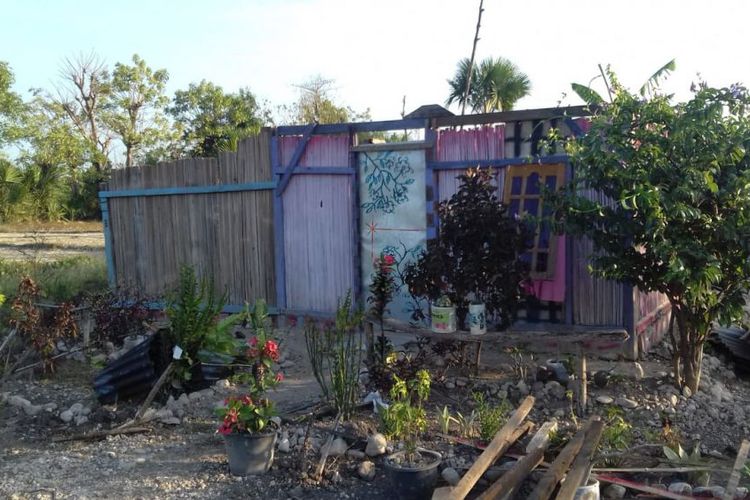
[275,373,284,383]
[383,255,395,266]
[241,395,253,406]
[248,337,258,347]
[217,422,233,435]
[227,408,239,423]
[264,340,280,361]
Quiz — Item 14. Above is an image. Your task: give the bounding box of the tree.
[56,53,112,171]
[550,66,750,393]
[279,75,370,125]
[107,54,171,167]
[446,57,531,113]
[0,62,25,147]
[169,80,264,157]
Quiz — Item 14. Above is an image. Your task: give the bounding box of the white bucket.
[574,479,600,500]
[468,303,486,335]
[430,305,456,333]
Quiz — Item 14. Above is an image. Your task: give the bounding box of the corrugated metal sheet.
[280,134,350,167]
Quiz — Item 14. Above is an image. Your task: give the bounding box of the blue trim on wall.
[99,197,116,286]
[428,154,569,170]
[272,167,354,175]
[276,123,316,196]
[99,181,276,199]
[277,118,427,136]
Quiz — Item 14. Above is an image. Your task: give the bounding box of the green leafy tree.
[169,80,264,157]
[551,65,750,393]
[446,57,531,113]
[0,61,26,147]
[106,54,171,167]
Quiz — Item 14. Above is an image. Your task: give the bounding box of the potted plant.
[405,168,529,330]
[382,369,441,499]
[216,300,283,475]
[430,295,456,333]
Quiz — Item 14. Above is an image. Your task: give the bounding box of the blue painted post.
[271,133,287,311]
[349,127,362,306]
[424,126,438,240]
[99,196,116,287]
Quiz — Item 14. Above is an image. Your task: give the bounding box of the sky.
[2,0,750,121]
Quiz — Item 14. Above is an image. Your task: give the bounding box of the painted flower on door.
[361,152,415,214]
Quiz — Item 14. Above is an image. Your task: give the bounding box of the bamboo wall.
[107,131,275,305]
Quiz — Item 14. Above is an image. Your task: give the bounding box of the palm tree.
[446,57,531,113]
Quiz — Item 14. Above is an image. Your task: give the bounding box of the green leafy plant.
[473,392,511,443]
[601,406,633,451]
[663,443,710,485]
[405,168,530,328]
[381,369,431,458]
[455,410,478,439]
[437,405,457,435]
[166,265,233,382]
[215,394,277,435]
[304,292,364,419]
[551,63,750,393]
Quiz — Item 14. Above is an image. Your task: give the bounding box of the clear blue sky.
[3,0,749,120]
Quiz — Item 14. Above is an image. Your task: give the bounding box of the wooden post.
[555,418,605,500]
[578,347,587,417]
[527,418,595,500]
[432,396,535,500]
[477,421,556,500]
[724,439,750,500]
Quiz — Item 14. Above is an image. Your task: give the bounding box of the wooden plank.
[526,418,594,500]
[276,123,316,196]
[724,439,750,500]
[477,421,555,500]
[578,351,587,417]
[595,475,696,500]
[434,106,591,128]
[432,396,534,500]
[555,418,605,500]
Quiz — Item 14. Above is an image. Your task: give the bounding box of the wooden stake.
[555,418,605,500]
[313,413,342,481]
[723,439,750,500]
[115,361,175,431]
[577,349,587,417]
[432,396,535,500]
[527,418,595,500]
[477,420,555,500]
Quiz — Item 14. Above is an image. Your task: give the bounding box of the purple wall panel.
[280,134,349,167]
[282,174,355,312]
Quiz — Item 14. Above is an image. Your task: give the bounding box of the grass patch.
[0,255,108,303]
[0,220,103,233]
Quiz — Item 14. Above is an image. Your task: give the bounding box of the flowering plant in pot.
[381,369,441,500]
[216,300,283,475]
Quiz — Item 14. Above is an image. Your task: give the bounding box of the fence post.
[98,190,116,287]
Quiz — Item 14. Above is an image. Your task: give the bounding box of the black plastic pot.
[384,449,442,500]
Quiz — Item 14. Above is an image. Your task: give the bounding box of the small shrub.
[0,256,107,303]
[381,369,431,458]
[473,392,511,442]
[166,265,237,383]
[304,292,364,419]
[601,406,633,451]
[87,288,157,345]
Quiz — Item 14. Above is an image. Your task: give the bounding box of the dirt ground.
[1,318,749,498]
[0,231,104,261]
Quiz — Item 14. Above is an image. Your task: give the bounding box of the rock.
[69,402,84,415]
[694,486,725,497]
[668,482,692,495]
[593,371,610,388]
[631,362,645,379]
[155,409,173,420]
[325,437,348,456]
[656,371,668,379]
[24,404,42,416]
[545,381,566,399]
[141,408,157,422]
[603,484,626,499]
[288,485,304,499]
[735,487,748,499]
[445,381,456,390]
[682,386,693,398]
[441,467,461,486]
[596,395,614,405]
[160,417,181,425]
[366,433,387,457]
[278,438,291,453]
[74,416,89,426]
[347,449,366,459]
[60,410,74,423]
[553,409,565,418]
[8,395,31,409]
[615,397,638,409]
[516,380,529,396]
[188,391,204,402]
[358,461,376,481]
[214,378,231,390]
[329,470,342,484]
[668,394,678,407]
[455,377,468,388]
